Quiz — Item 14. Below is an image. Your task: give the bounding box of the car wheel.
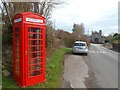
[85,53,88,56]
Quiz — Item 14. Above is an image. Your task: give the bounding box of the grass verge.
[2,47,72,88]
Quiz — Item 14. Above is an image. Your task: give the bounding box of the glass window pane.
[14,27,20,77]
[28,27,42,78]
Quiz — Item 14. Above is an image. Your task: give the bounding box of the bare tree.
[72,23,85,39]
[0,0,63,25]
[39,0,63,20]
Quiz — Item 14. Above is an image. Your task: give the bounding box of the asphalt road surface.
[83,44,118,88]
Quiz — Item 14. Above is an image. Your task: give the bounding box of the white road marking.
[102,51,106,54]
[89,51,106,54]
[88,51,91,52]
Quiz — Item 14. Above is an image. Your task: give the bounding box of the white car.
[72,41,88,55]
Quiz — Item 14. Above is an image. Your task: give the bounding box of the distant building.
[90,30,106,43]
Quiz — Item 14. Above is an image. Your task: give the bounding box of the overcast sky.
[51,0,119,36]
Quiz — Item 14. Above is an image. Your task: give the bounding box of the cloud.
[89,10,118,34]
[51,0,119,35]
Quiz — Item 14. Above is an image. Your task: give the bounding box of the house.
[90,30,106,43]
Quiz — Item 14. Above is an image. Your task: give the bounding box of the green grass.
[2,47,72,88]
[113,40,120,43]
[2,76,19,88]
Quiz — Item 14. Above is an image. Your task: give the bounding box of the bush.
[2,24,13,73]
[56,30,76,48]
[2,24,13,45]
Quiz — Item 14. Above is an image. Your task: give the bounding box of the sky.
[51,0,119,36]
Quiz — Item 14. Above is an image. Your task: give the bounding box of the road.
[83,44,118,88]
[63,44,118,88]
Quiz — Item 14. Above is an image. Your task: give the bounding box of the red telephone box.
[13,12,46,87]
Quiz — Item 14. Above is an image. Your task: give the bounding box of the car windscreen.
[74,43,85,46]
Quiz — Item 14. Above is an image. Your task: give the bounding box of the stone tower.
[90,30,102,43]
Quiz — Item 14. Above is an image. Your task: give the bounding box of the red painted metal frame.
[13,12,46,87]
